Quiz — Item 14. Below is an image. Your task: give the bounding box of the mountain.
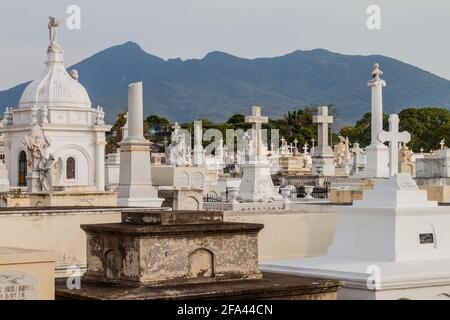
[2,41,450,127]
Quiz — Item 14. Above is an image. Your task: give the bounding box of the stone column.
[126,84,144,141]
[364,63,389,178]
[117,82,163,207]
[95,138,105,191]
[369,63,385,146]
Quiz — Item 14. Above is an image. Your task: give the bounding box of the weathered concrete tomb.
[56,210,342,299]
[82,210,262,285]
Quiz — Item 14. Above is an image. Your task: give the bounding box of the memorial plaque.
[419,233,434,244]
[0,272,37,300]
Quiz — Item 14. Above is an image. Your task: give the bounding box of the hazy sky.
[1,0,449,89]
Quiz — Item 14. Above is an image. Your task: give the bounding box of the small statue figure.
[48,16,59,45]
[95,106,105,125]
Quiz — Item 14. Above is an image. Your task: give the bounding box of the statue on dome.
[48,16,59,45]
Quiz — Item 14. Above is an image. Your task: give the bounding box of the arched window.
[66,157,76,180]
[18,151,27,186]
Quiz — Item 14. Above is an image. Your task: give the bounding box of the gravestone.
[312,106,335,176]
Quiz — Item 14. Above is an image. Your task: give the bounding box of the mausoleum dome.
[19,41,91,109]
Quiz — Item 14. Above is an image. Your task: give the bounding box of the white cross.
[420,147,424,154]
[378,114,411,176]
[303,143,308,155]
[245,106,268,158]
[313,106,333,147]
[440,138,445,151]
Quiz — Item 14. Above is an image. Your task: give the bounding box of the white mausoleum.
[1,20,110,191]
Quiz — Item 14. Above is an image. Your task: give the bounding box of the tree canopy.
[106,107,450,155]
[339,108,450,152]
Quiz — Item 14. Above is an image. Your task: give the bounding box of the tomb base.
[311,155,335,176]
[360,144,389,178]
[238,162,283,202]
[55,272,342,300]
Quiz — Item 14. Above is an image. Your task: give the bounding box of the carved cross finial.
[372,63,383,80]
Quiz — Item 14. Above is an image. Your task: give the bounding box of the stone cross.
[440,138,445,151]
[245,106,268,159]
[351,142,364,173]
[378,114,411,176]
[310,138,316,154]
[420,147,424,154]
[303,143,308,155]
[313,106,333,147]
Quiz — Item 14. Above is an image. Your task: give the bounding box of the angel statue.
[22,125,51,172]
[38,154,63,191]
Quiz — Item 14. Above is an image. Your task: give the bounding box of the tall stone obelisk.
[365,63,389,178]
[117,82,163,207]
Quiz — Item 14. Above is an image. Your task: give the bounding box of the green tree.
[339,108,450,152]
[398,108,450,152]
[338,112,389,147]
[106,112,127,154]
[227,114,245,124]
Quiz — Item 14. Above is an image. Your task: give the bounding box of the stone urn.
[227,187,240,204]
[304,185,314,200]
[280,187,292,200]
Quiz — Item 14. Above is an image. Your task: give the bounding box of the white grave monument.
[237,106,283,202]
[1,17,110,192]
[364,63,389,178]
[262,114,450,299]
[311,106,335,176]
[117,82,163,207]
